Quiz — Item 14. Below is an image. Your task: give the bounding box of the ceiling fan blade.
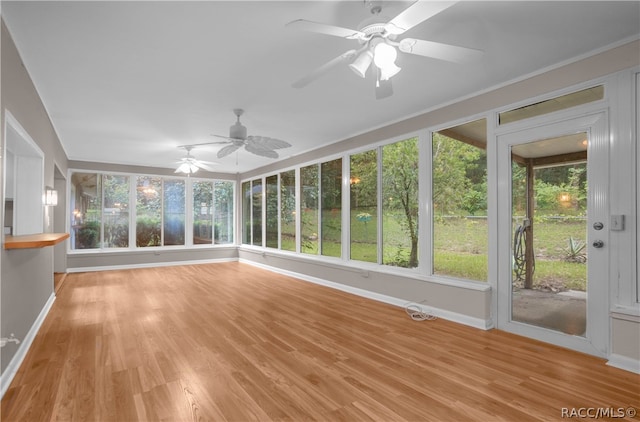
[292,49,358,88]
[385,1,456,35]
[211,135,236,142]
[246,136,291,150]
[217,143,242,158]
[286,19,365,40]
[375,68,393,100]
[398,38,483,63]
[245,142,279,159]
[195,162,218,172]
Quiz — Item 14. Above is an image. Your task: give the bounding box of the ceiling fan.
[286,0,483,99]
[209,109,292,159]
[174,145,217,174]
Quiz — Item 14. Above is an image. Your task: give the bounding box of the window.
[350,150,377,263]
[242,181,251,244]
[214,181,234,244]
[163,179,185,246]
[382,138,419,268]
[280,170,296,252]
[252,179,263,246]
[236,124,488,281]
[265,175,279,248]
[70,173,102,249]
[103,175,129,248]
[186,179,235,245]
[321,159,342,258]
[300,164,319,254]
[193,181,213,245]
[136,176,162,247]
[71,172,234,250]
[432,119,488,281]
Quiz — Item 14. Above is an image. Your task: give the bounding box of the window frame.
[67,169,236,253]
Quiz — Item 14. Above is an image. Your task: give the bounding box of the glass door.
[497,112,608,357]
[510,134,588,336]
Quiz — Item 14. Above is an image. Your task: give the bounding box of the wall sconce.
[44,189,58,206]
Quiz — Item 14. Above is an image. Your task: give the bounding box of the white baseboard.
[1,293,56,399]
[240,259,491,330]
[67,257,238,273]
[607,354,640,374]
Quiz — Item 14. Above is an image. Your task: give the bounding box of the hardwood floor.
[2,262,639,421]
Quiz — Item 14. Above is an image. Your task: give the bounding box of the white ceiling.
[2,1,639,174]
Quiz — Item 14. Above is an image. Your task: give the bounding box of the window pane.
[382,138,419,268]
[70,172,101,249]
[242,181,251,244]
[321,158,342,258]
[164,180,185,246]
[103,175,129,248]
[432,119,488,281]
[350,150,377,263]
[193,181,213,245]
[265,175,278,248]
[300,164,319,254]
[136,176,162,247]
[280,170,296,252]
[252,179,263,246]
[214,181,234,244]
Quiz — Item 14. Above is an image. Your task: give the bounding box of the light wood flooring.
[2,262,639,421]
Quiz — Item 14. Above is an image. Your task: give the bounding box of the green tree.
[432,133,482,215]
[383,138,419,267]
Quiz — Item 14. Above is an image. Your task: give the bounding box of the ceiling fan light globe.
[349,50,373,78]
[380,62,401,81]
[176,162,191,174]
[373,42,397,69]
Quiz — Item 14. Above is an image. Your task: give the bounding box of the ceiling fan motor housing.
[230,122,247,140]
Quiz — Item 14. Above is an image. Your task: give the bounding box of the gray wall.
[1,21,69,373]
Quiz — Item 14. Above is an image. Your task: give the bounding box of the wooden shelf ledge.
[4,232,70,249]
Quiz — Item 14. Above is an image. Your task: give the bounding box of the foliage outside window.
[265,175,279,248]
[136,176,162,247]
[321,159,342,258]
[280,170,296,251]
[432,121,488,281]
[350,150,377,263]
[214,181,234,244]
[383,138,419,268]
[300,164,319,254]
[103,175,129,248]
[252,179,263,246]
[193,181,213,244]
[70,173,102,249]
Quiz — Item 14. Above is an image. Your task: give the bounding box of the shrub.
[136,216,161,247]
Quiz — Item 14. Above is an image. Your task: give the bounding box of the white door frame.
[496,111,609,358]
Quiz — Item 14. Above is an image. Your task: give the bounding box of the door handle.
[592,240,604,248]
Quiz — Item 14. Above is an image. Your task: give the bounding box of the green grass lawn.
[274,211,587,291]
